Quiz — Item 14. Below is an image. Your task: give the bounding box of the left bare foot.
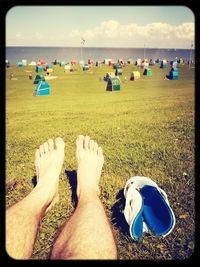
[34,137,65,212]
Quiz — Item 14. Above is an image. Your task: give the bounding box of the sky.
[6,6,195,49]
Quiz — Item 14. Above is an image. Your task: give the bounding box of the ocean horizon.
[6,46,195,65]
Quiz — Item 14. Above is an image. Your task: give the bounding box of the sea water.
[6,46,195,64]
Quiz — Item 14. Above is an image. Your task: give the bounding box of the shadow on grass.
[111,189,129,236]
[32,175,37,187]
[65,170,78,208]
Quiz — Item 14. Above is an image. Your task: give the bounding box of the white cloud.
[7,19,194,48]
[174,22,194,40]
[68,20,195,47]
[141,23,174,40]
[34,32,44,40]
[15,32,22,38]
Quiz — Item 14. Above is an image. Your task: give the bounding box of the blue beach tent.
[34,81,50,96]
[170,60,178,68]
[160,60,167,68]
[36,65,43,73]
[17,62,23,68]
[168,67,178,80]
[33,74,45,84]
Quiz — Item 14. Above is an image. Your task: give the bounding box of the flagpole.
[80,37,85,62]
[189,42,193,69]
[81,45,83,61]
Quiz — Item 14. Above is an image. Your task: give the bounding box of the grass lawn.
[6,62,195,260]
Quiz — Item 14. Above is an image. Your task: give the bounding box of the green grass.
[6,62,195,260]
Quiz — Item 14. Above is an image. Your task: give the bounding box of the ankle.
[77,187,100,201]
[31,187,54,209]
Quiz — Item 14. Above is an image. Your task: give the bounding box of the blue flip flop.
[124,176,175,240]
[140,185,175,237]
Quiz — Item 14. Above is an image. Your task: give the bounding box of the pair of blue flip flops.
[123,176,176,240]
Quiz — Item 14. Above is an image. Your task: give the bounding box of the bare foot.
[34,137,65,212]
[76,135,104,197]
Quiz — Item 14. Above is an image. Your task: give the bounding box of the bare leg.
[51,135,117,259]
[6,137,65,259]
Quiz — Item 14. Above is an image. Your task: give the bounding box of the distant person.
[6,135,118,260]
[10,73,14,80]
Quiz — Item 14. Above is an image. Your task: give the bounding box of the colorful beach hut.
[34,81,50,96]
[143,68,152,76]
[118,59,125,65]
[166,67,179,80]
[17,62,23,68]
[52,59,57,65]
[135,59,142,67]
[88,59,95,65]
[113,63,122,70]
[71,59,77,65]
[127,58,134,64]
[33,74,45,84]
[79,60,85,67]
[170,60,178,68]
[64,64,71,72]
[22,59,27,66]
[106,77,121,91]
[46,65,53,73]
[160,60,167,68]
[108,59,114,66]
[96,61,101,67]
[6,60,10,68]
[29,61,36,66]
[36,65,43,73]
[104,72,115,82]
[130,71,140,81]
[141,61,149,69]
[177,58,184,64]
[104,59,113,65]
[149,59,155,66]
[59,62,65,67]
[115,68,122,76]
[37,59,46,65]
[83,64,90,71]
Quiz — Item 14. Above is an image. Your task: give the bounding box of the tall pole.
[144,43,145,60]
[80,37,85,62]
[189,41,193,69]
[81,45,83,61]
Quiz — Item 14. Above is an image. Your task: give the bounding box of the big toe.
[76,135,84,150]
[48,138,54,152]
[84,136,90,150]
[55,137,65,151]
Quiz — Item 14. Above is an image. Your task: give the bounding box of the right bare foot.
[76,135,104,197]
